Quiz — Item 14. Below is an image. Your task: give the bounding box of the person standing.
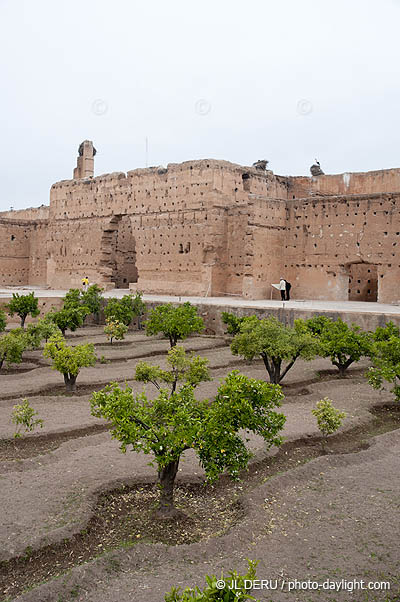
[81,276,89,292]
[285,280,291,301]
[279,278,286,301]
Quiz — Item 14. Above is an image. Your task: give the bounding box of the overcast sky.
[0,0,399,210]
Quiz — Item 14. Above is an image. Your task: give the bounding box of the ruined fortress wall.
[242,197,287,299]
[287,168,400,199]
[0,206,50,221]
[4,156,400,303]
[283,193,400,303]
[47,160,284,294]
[28,222,49,285]
[0,220,31,285]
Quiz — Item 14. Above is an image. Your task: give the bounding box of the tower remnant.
[73,140,96,179]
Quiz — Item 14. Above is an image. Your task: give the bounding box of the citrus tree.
[165,560,259,601]
[48,306,88,336]
[90,350,285,518]
[104,318,128,344]
[104,295,135,326]
[312,397,346,451]
[0,331,27,371]
[0,308,7,332]
[135,345,211,394]
[131,291,146,329]
[367,322,400,402]
[62,285,103,323]
[304,316,372,376]
[7,292,40,328]
[11,399,44,439]
[145,302,204,347]
[221,311,248,336]
[81,284,103,322]
[231,316,319,384]
[43,333,96,392]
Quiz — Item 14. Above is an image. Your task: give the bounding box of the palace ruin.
[1,141,399,303]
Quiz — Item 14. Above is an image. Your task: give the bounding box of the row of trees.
[223,312,398,390]
[3,296,400,519]
[2,293,400,404]
[224,311,400,408]
[0,288,148,371]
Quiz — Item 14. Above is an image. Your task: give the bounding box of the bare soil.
[0,327,399,602]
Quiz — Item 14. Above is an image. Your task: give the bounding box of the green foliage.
[145,302,204,347]
[231,315,319,384]
[7,292,40,328]
[303,315,333,336]
[48,306,88,335]
[62,288,82,309]
[104,318,128,344]
[34,316,60,343]
[90,366,285,514]
[62,285,103,322]
[0,308,7,332]
[165,560,259,601]
[21,318,60,350]
[373,321,400,342]
[131,291,146,329]
[367,322,400,401]
[104,295,135,326]
[135,345,211,393]
[304,316,371,375]
[0,331,27,370]
[221,311,247,336]
[43,333,96,391]
[80,284,103,317]
[312,397,346,439]
[11,399,43,438]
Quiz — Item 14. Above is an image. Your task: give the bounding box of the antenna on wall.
[145,137,148,168]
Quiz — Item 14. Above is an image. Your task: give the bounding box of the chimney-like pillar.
[73,140,96,179]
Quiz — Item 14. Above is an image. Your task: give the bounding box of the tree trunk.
[155,459,181,518]
[261,352,274,382]
[64,373,77,393]
[20,315,26,329]
[271,359,282,384]
[338,364,346,377]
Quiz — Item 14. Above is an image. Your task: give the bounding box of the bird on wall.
[310,159,324,176]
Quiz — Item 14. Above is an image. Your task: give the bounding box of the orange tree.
[90,346,285,518]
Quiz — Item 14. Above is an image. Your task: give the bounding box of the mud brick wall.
[48,160,284,296]
[2,159,400,303]
[287,168,400,199]
[0,219,38,285]
[0,208,49,286]
[283,193,400,303]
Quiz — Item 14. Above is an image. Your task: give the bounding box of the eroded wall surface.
[283,192,400,303]
[1,161,400,303]
[47,160,287,294]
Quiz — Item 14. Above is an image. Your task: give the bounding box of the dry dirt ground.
[0,327,399,602]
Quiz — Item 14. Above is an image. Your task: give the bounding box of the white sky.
[0,0,399,210]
